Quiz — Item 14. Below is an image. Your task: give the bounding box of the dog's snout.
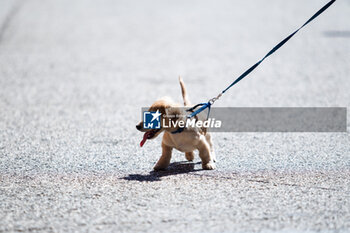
[136,125,141,130]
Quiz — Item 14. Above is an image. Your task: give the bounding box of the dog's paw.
[202,162,216,170]
[185,152,194,161]
[153,164,168,171]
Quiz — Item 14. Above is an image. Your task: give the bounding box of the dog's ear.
[149,99,172,116]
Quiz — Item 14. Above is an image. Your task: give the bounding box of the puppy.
[136,77,216,170]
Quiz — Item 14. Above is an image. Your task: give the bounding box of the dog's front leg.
[197,138,216,170]
[205,133,216,162]
[154,143,173,171]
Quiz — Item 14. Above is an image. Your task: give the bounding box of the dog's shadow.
[122,161,202,182]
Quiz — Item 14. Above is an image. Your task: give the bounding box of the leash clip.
[208,93,222,105]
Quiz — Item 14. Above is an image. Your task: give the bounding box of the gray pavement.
[0,0,350,232]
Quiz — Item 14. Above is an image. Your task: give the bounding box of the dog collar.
[171,127,185,134]
[170,107,199,134]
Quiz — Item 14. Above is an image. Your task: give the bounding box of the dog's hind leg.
[197,138,216,170]
[154,143,173,171]
[185,152,194,161]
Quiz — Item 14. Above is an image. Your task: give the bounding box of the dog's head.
[136,97,183,146]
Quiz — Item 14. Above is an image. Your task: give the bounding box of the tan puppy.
[136,77,216,171]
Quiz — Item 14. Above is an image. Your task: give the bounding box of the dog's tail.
[179,76,190,106]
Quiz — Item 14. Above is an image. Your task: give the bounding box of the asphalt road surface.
[0,0,349,232]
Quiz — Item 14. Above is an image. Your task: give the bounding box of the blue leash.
[185,0,336,120]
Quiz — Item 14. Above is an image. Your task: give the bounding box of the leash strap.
[222,0,336,94]
[187,0,336,119]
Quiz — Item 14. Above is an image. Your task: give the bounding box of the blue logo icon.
[143,110,161,129]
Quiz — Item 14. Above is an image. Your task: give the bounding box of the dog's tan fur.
[136,77,216,170]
